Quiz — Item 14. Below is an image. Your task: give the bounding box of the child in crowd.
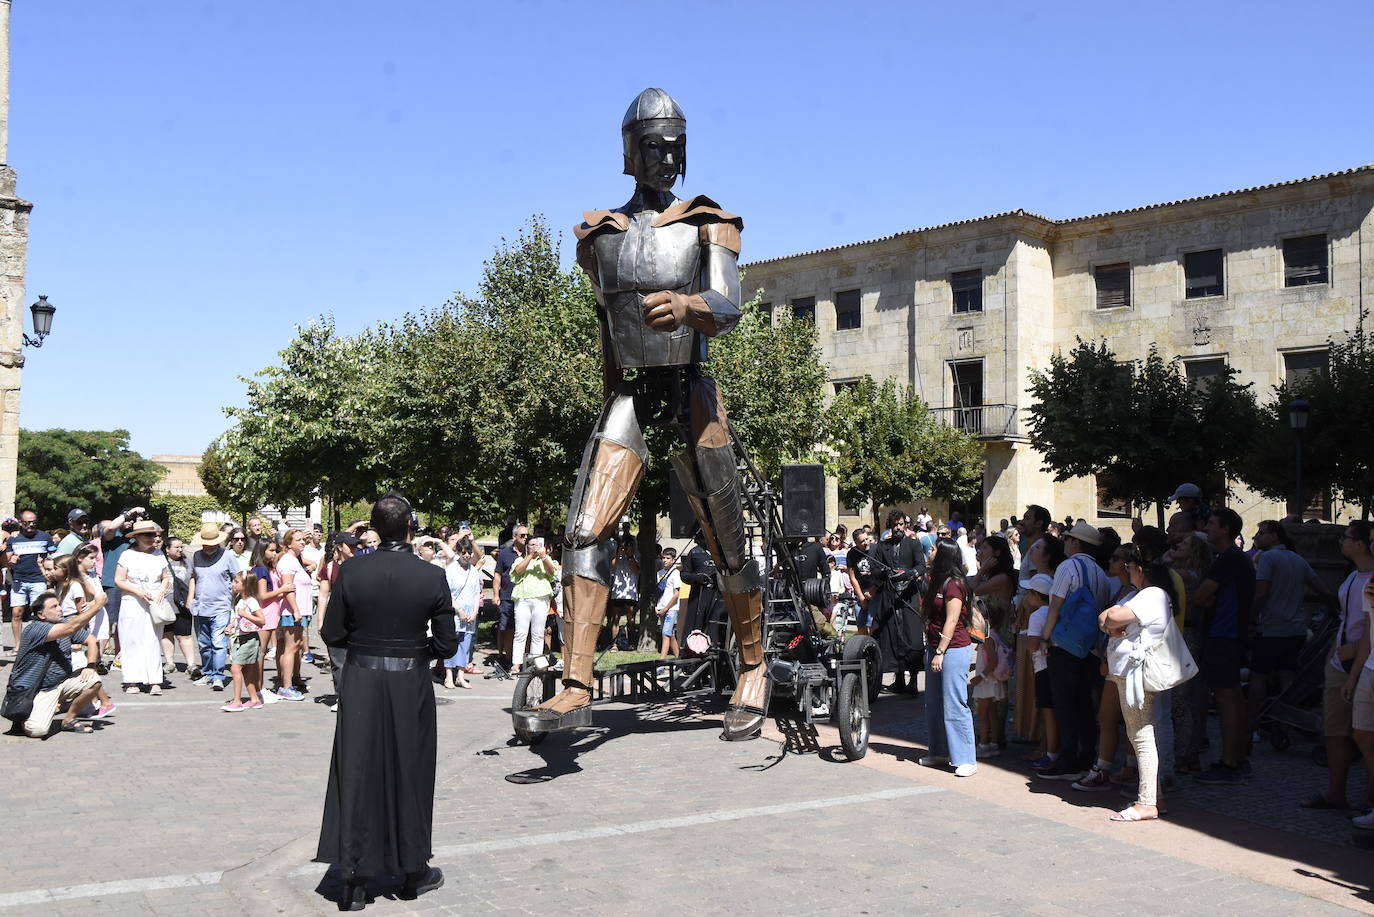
[970,600,1011,757]
[1021,574,1059,769]
[223,571,265,711]
[657,548,682,659]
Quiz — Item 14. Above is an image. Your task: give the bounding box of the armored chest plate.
[594,215,702,368]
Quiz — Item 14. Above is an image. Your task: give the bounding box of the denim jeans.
[194,610,231,679]
[925,643,976,766]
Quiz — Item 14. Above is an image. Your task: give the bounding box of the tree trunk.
[1155,500,1166,528]
[637,504,660,652]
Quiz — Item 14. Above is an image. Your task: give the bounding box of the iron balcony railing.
[931,404,1019,439]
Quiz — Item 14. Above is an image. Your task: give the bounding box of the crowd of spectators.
[4,492,1372,837]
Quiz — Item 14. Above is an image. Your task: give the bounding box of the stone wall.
[741,166,1374,534]
[0,164,30,519]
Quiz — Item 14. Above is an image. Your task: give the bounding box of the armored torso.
[593,213,702,368]
[575,194,744,372]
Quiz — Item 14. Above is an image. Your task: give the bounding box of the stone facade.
[740,165,1374,532]
[152,454,211,497]
[0,163,30,519]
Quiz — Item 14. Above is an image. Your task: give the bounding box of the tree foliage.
[825,376,985,524]
[16,429,162,525]
[1238,313,1374,518]
[215,217,831,530]
[1025,339,1261,525]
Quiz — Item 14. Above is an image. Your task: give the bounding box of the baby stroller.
[1255,612,1341,762]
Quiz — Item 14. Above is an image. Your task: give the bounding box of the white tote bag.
[1140,617,1198,694]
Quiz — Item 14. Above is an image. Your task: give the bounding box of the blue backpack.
[1050,554,1103,658]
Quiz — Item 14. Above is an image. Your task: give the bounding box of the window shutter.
[1095,263,1131,309]
[1283,235,1328,286]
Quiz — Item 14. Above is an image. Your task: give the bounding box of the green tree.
[824,376,985,527]
[16,429,162,526]
[225,318,389,512]
[1025,339,1260,526]
[1238,314,1374,519]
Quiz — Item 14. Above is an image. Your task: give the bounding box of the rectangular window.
[832,378,861,396]
[834,289,861,330]
[951,269,983,314]
[1283,234,1328,287]
[1184,249,1224,299]
[949,360,984,434]
[1095,262,1131,309]
[758,301,773,326]
[1283,348,1329,386]
[1184,357,1227,395]
[1095,473,1132,519]
[790,296,815,324]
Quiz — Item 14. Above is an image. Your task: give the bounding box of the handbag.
[2,650,57,722]
[150,595,178,626]
[1140,616,1198,693]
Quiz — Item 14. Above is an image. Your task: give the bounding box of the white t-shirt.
[235,597,262,634]
[277,553,315,618]
[656,568,682,613]
[301,543,324,597]
[1334,569,1373,671]
[1024,606,1049,672]
[1106,586,1171,677]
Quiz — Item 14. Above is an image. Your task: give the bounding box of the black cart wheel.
[843,635,883,707]
[512,669,555,745]
[1268,724,1292,752]
[836,672,869,760]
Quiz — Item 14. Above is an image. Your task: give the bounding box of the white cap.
[1026,573,1054,596]
[1168,483,1201,503]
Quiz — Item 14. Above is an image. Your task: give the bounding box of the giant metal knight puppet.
[518,88,767,741]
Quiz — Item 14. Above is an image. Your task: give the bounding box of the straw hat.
[129,519,163,537]
[1064,521,1103,546]
[196,521,227,547]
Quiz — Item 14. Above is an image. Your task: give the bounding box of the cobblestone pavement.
[1,653,1370,916]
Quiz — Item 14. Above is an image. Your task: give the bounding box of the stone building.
[740,164,1374,531]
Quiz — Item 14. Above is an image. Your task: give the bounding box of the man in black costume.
[869,509,926,693]
[316,493,457,911]
[678,530,722,653]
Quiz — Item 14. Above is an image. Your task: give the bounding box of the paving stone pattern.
[0,655,1368,916]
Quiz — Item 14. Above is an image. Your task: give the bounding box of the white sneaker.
[954,763,979,777]
[261,688,280,705]
[1353,811,1374,830]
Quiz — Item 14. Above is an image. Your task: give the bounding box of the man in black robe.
[678,530,723,653]
[869,509,926,693]
[316,493,458,910]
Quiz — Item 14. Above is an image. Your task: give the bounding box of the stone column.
[0,0,30,518]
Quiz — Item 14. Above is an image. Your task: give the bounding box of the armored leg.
[523,394,645,733]
[676,377,768,741]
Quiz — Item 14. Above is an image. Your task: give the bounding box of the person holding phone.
[510,535,558,674]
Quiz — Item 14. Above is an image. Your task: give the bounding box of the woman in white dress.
[114,520,171,695]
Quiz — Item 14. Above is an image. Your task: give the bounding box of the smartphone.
[529,537,545,553]
[460,521,471,530]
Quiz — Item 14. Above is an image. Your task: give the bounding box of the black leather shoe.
[339,876,367,911]
[398,866,444,900]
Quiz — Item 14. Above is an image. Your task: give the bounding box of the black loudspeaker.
[668,467,696,538]
[782,464,826,538]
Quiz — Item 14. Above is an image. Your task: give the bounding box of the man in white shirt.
[656,548,682,659]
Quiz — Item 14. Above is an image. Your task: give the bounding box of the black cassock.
[315,544,457,877]
[868,535,927,673]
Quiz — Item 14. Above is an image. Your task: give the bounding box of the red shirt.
[924,577,971,649]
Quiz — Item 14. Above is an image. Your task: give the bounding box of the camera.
[125,508,145,523]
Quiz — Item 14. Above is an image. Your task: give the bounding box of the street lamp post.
[21,294,54,348]
[1289,398,1310,518]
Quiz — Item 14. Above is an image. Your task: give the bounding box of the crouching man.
[6,591,104,737]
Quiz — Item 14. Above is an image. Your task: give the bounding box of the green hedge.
[149,494,240,541]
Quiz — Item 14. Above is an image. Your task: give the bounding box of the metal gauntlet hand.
[642,291,713,334]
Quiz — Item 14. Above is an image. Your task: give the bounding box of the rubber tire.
[842,634,883,707]
[1268,724,1292,752]
[836,672,869,760]
[512,669,555,745]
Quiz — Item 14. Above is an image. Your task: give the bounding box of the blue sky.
[12,0,1374,456]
